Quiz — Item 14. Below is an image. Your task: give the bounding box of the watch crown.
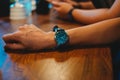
[53,25,58,32]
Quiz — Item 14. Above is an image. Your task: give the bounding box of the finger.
[61,0,66,2]
[2,32,20,43]
[29,24,37,28]
[4,43,25,50]
[18,24,29,30]
[63,0,69,2]
[51,1,61,7]
[19,26,25,31]
[19,24,37,31]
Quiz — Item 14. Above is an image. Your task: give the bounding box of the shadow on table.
[4,43,111,63]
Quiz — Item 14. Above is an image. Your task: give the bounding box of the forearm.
[66,18,120,46]
[72,0,120,24]
[72,8,111,24]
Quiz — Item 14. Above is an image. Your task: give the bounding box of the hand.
[51,1,73,16]
[64,0,78,7]
[3,24,56,51]
[47,0,77,6]
[47,0,61,2]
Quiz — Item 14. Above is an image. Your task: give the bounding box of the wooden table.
[0,12,113,80]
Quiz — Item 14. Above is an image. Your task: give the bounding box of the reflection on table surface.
[0,12,113,80]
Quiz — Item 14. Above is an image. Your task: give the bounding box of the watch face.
[55,29,69,47]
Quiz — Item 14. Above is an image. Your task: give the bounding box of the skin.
[75,1,95,9]
[3,18,120,51]
[47,0,95,9]
[3,24,56,50]
[47,0,95,19]
[49,0,120,24]
[69,0,94,9]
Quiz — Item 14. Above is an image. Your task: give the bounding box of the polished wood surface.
[0,11,113,80]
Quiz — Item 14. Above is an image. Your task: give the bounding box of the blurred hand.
[3,24,55,51]
[64,0,78,6]
[51,1,73,16]
[47,0,61,2]
[47,0,78,7]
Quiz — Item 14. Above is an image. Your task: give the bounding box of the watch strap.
[67,8,75,22]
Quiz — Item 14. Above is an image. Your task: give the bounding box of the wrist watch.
[53,25,69,48]
[67,8,75,22]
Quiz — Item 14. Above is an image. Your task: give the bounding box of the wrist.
[53,25,69,49]
[46,32,56,49]
[67,8,75,22]
[73,3,81,8]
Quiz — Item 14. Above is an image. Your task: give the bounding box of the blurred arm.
[72,0,120,24]
[66,18,120,46]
